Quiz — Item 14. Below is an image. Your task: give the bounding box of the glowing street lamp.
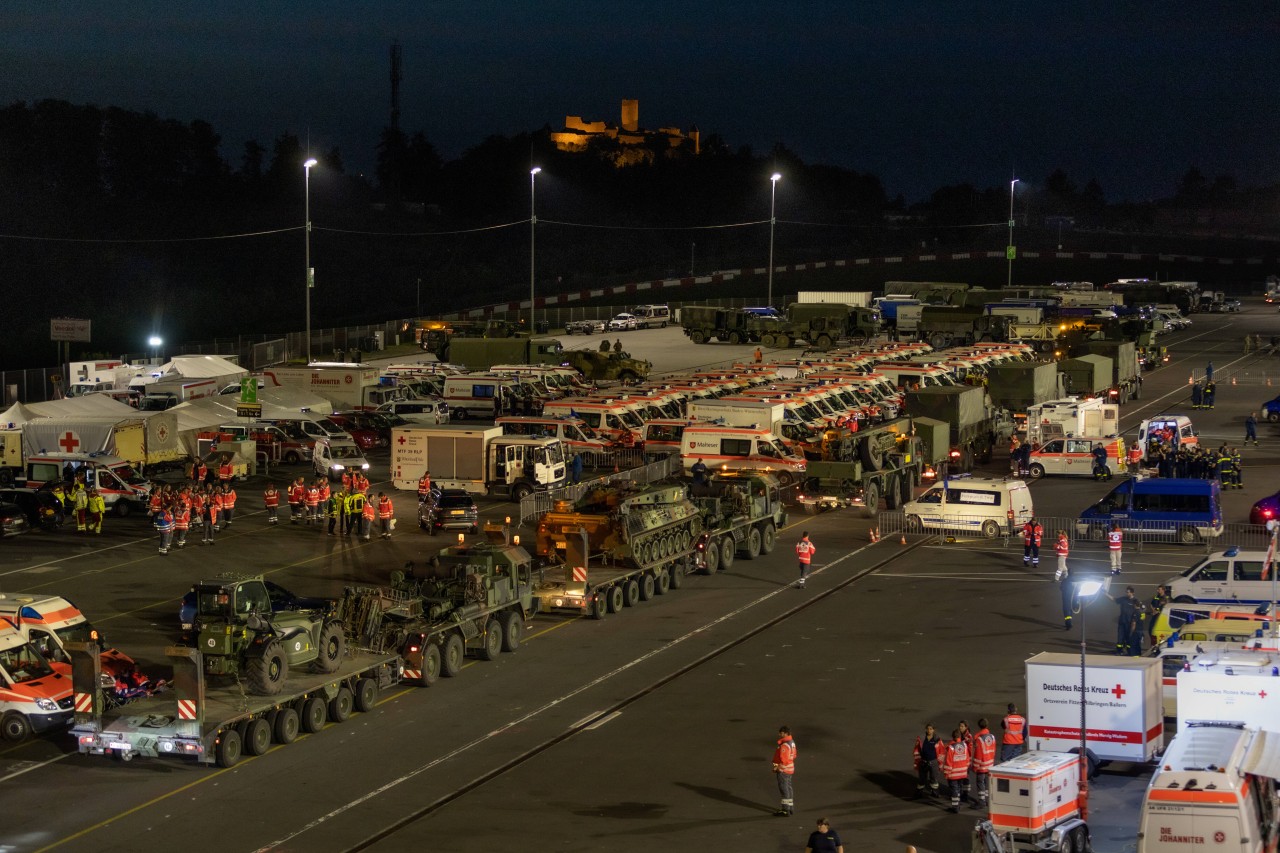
[1007,177,1020,287]
[530,167,542,332]
[304,157,318,363]
[147,335,162,363]
[768,173,781,309]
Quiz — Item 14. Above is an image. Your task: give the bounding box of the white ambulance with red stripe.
[1027,436,1126,478]
[0,593,135,679]
[0,617,73,741]
[679,424,806,486]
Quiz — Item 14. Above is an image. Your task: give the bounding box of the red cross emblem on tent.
[59,431,80,453]
[1112,684,1126,699]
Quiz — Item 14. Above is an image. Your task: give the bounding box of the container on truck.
[986,363,1066,419]
[1025,652,1163,763]
[1056,354,1113,399]
[263,365,404,409]
[905,385,1011,468]
[390,424,566,500]
[1082,340,1141,402]
[688,399,786,436]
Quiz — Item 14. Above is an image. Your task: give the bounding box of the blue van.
[1075,477,1222,544]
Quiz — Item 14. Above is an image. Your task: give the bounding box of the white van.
[1167,547,1279,605]
[1027,436,1124,478]
[632,305,671,328]
[679,424,806,486]
[312,438,370,481]
[376,399,450,425]
[902,477,1034,538]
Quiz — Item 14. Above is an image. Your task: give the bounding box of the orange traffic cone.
[1232,375,1237,386]
[899,532,907,545]
[1188,374,1194,384]
[869,527,878,542]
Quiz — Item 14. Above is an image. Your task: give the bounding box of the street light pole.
[530,167,541,333]
[1074,578,1103,822]
[768,173,781,310]
[304,157,318,363]
[1007,177,1020,288]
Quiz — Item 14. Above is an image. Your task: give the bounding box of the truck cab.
[0,618,73,741]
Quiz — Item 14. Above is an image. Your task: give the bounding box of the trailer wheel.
[1,712,31,742]
[622,578,641,607]
[248,639,289,696]
[1059,833,1076,853]
[815,334,833,350]
[719,537,735,570]
[639,573,656,601]
[215,727,243,768]
[862,481,880,518]
[499,610,523,651]
[669,563,685,589]
[1071,826,1091,853]
[240,717,272,756]
[607,585,624,613]
[479,618,502,661]
[441,633,464,676]
[313,619,345,674]
[354,678,378,712]
[299,696,327,733]
[760,522,777,554]
[422,642,441,685]
[328,687,354,722]
[590,594,609,620]
[703,539,721,572]
[272,707,300,744]
[655,569,670,595]
[741,527,762,559]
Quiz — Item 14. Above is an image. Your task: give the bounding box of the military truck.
[534,483,702,619]
[418,319,524,359]
[796,418,947,517]
[560,348,652,383]
[1081,339,1140,402]
[340,524,540,684]
[906,385,1011,470]
[449,336,565,370]
[681,305,779,345]
[986,362,1065,418]
[914,305,1011,349]
[690,471,788,572]
[190,574,346,696]
[1056,353,1112,397]
[757,303,880,350]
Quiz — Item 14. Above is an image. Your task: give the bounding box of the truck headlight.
[361,463,370,470]
[331,464,344,471]
[36,698,58,712]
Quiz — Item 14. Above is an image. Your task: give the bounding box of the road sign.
[236,402,262,419]
[1006,246,1017,260]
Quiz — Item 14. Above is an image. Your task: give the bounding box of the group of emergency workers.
[913,715,1002,813]
[269,471,395,540]
[1137,441,1245,487]
[44,476,106,534]
[147,481,237,554]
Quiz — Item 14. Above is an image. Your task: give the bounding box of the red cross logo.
[1260,690,1268,699]
[1112,684,1126,699]
[397,435,407,445]
[58,431,80,453]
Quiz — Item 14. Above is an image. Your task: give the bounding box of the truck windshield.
[54,619,96,645]
[316,418,345,434]
[110,464,146,486]
[793,403,821,423]
[197,590,233,619]
[0,641,56,683]
[331,445,363,460]
[564,425,590,442]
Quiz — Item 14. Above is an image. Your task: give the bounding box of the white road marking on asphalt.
[0,751,71,783]
[252,540,875,852]
[583,711,622,731]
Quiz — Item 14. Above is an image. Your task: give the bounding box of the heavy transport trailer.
[690,471,788,573]
[67,640,402,768]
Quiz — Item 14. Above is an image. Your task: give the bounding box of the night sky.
[5,1,1277,203]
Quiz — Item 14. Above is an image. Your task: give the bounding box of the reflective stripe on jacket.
[972,730,997,773]
[772,735,796,775]
[943,740,971,780]
[1001,714,1026,745]
[795,539,815,564]
[1108,531,1122,551]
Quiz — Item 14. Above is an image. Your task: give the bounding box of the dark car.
[1249,491,1280,526]
[0,488,62,531]
[0,501,31,537]
[179,579,334,638]
[418,488,479,534]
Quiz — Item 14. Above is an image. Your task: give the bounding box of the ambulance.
[22,452,151,516]
[1137,724,1280,853]
[1136,414,1198,460]
[1026,436,1125,478]
[0,617,73,741]
[541,399,645,443]
[1025,398,1120,447]
[495,415,611,460]
[0,593,135,679]
[680,424,806,485]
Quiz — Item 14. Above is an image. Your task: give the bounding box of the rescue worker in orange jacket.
[913,723,943,799]
[377,493,394,539]
[1021,518,1043,567]
[1000,703,1026,762]
[417,470,432,502]
[771,726,796,816]
[173,501,190,548]
[304,481,321,526]
[221,484,236,527]
[1108,524,1123,575]
[1054,531,1069,581]
[263,483,280,524]
[217,456,233,485]
[795,532,816,588]
[943,729,972,813]
[971,719,997,809]
[361,498,376,541]
[287,477,305,523]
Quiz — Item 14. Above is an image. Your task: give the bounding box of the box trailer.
[390,424,566,500]
[973,751,1089,853]
[1175,668,1280,733]
[1025,652,1163,763]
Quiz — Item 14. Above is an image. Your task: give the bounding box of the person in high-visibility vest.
[1108,524,1123,575]
[262,483,280,525]
[1000,703,1025,762]
[942,729,971,813]
[72,480,89,533]
[154,507,174,555]
[304,481,321,526]
[771,725,797,817]
[86,488,106,534]
[361,498,376,541]
[345,490,366,537]
[217,455,233,485]
[1021,518,1043,567]
[970,720,997,810]
[173,501,190,548]
[377,493,394,539]
[794,532,816,588]
[417,471,432,502]
[1054,531,1069,582]
[204,488,222,543]
[221,484,237,527]
[288,477,305,524]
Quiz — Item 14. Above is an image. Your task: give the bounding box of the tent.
[25,396,139,418]
[0,401,41,428]
[157,356,247,381]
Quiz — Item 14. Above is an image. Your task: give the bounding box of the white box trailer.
[687,399,786,436]
[796,291,872,308]
[1026,652,1163,763]
[390,424,566,500]
[263,365,402,409]
[972,751,1089,853]
[1175,668,1280,733]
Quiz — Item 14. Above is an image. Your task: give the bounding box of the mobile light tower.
[1073,576,1104,820]
[768,173,781,310]
[1007,177,1020,288]
[147,335,162,364]
[304,157,318,363]
[529,166,541,332]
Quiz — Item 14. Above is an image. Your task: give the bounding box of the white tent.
[0,401,41,427]
[25,396,139,418]
[158,356,247,380]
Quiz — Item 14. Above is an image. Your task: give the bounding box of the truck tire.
[215,727,243,768]
[422,643,441,685]
[719,536,735,570]
[479,618,502,661]
[703,538,721,572]
[727,330,744,345]
[639,573,655,601]
[499,610,523,651]
[655,569,670,594]
[283,450,301,464]
[240,717,272,756]
[775,471,794,487]
[273,707,300,744]
[859,438,885,471]
[299,696,327,733]
[815,334,833,350]
[689,329,707,344]
[741,527,762,559]
[512,483,533,502]
[669,563,685,589]
[354,678,378,712]
[760,522,777,554]
[622,578,641,607]
[776,335,792,349]
[313,620,345,674]
[884,477,903,510]
[981,520,1000,539]
[441,633,464,677]
[1071,826,1090,852]
[862,481,880,518]
[606,585,624,613]
[114,501,131,518]
[590,594,608,620]
[329,686,354,722]
[248,639,289,696]
[929,333,948,350]
[1,712,30,742]
[761,333,777,348]
[1029,463,1046,478]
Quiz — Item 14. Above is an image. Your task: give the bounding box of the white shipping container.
[1026,652,1163,762]
[687,399,785,436]
[390,424,501,492]
[796,291,872,308]
[1175,669,1280,733]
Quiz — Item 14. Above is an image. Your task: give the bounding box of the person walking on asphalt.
[1021,517,1043,567]
[1110,585,1144,656]
[795,531,816,588]
[943,728,972,813]
[771,725,796,816]
[1055,532,1075,630]
[1205,360,1214,383]
[1108,523,1123,575]
[971,719,997,810]
[1246,412,1259,446]
[804,818,844,853]
[1000,703,1025,762]
[913,723,943,800]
